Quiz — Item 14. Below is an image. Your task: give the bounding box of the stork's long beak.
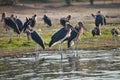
[1,13,6,22]
[78,22,88,31]
[82,26,88,31]
[1,15,4,22]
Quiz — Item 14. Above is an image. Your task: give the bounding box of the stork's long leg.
[71,41,75,52]
[26,31,31,41]
[73,40,79,57]
[34,43,39,61]
[72,40,79,71]
[71,41,76,71]
[9,29,13,43]
[59,42,63,72]
[34,43,38,52]
[113,35,118,46]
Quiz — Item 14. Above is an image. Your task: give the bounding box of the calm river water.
[0,48,120,80]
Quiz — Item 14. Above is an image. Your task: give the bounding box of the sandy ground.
[0,2,120,23]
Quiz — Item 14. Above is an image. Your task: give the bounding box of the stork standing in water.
[63,22,87,55]
[21,17,45,61]
[64,22,87,71]
[49,23,73,71]
[1,12,23,42]
[43,14,52,27]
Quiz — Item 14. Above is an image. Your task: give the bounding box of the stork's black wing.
[67,29,78,48]
[4,18,20,34]
[31,31,45,50]
[15,19,23,32]
[44,16,52,26]
[30,18,36,27]
[49,28,67,47]
[22,20,30,32]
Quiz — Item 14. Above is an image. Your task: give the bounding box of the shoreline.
[0,45,119,57]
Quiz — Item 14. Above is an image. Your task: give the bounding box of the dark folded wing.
[31,31,45,49]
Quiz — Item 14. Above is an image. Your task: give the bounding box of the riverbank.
[0,2,120,57]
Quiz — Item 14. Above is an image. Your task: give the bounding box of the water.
[0,49,120,80]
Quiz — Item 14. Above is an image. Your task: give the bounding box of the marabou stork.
[49,23,73,71]
[60,15,71,27]
[66,22,87,49]
[30,14,37,27]
[26,29,45,50]
[111,28,120,42]
[22,18,45,50]
[111,28,119,36]
[9,15,23,33]
[1,12,23,42]
[22,17,33,41]
[22,15,39,41]
[49,23,73,50]
[43,15,52,27]
[64,22,87,71]
[92,27,101,37]
[22,17,33,32]
[15,16,23,32]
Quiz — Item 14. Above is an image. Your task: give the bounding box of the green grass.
[0,36,33,49]
[0,22,120,56]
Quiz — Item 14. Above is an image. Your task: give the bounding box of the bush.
[0,0,19,5]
